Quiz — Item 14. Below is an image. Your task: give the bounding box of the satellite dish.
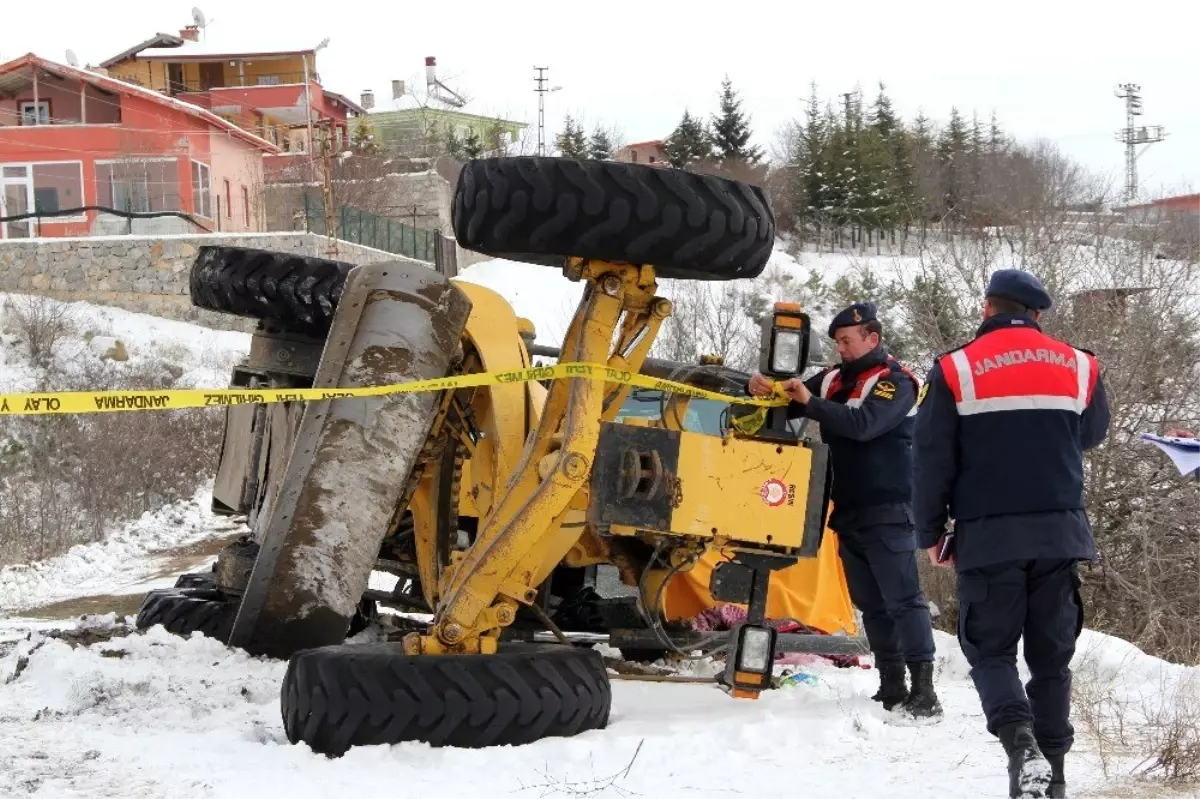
[65,49,79,67]
[192,7,207,28]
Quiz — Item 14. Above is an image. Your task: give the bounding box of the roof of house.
[620,140,666,149]
[0,53,280,154]
[99,32,185,68]
[323,89,366,117]
[1115,193,1200,213]
[134,34,320,61]
[370,98,527,128]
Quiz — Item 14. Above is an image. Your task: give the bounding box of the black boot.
[871,662,908,710]
[998,723,1052,798]
[895,660,944,722]
[1046,753,1066,798]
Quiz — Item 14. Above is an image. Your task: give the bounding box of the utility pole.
[1114,83,1167,204]
[534,67,549,156]
[320,120,338,259]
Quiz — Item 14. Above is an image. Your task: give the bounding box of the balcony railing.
[168,72,317,94]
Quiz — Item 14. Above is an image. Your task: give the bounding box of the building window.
[191,161,212,218]
[97,159,182,213]
[19,101,50,125]
[30,163,84,214]
[0,163,85,235]
[242,186,250,227]
[224,179,231,218]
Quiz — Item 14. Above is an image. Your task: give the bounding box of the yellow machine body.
[591,425,816,551]
[396,267,855,656]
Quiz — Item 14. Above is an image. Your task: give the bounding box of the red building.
[0,53,280,239]
[99,27,364,155]
[1115,193,1200,225]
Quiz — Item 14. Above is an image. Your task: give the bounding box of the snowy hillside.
[0,250,1196,799]
[0,292,251,394]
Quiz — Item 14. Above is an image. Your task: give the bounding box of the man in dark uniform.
[913,270,1110,799]
[748,301,942,722]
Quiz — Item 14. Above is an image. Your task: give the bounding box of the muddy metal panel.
[227,262,472,659]
[211,403,258,516]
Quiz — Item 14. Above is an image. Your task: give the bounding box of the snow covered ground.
[1,608,1194,799]
[0,250,1196,798]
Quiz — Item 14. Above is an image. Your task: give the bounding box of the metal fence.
[301,194,438,262]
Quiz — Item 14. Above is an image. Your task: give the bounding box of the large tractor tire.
[135,587,378,643]
[452,156,775,281]
[189,246,353,335]
[135,586,236,640]
[281,643,611,756]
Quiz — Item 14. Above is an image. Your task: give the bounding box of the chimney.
[425,56,436,88]
[360,89,375,110]
[391,79,405,99]
[180,25,200,42]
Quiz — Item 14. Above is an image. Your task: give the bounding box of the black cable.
[634,541,732,660]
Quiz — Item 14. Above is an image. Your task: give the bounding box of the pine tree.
[966,112,986,221]
[664,110,712,168]
[867,81,915,224]
[351,117,379,154]
[910,111,936,221]
[937,107,969,219]
[868,82,899,143]
[463,127,484,159]
[588,126,614,160]
[710,77,762,165]
[439,122,466,160]
[794,83,829,225]
[555,115,588,158]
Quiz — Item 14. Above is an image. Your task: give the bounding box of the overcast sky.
[5,0,1197,198]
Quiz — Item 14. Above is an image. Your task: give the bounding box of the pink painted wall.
[207,129,265,232]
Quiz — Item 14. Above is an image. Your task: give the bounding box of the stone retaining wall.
[0,233,423,330]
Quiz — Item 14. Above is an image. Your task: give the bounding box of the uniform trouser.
[956,559,1084,756]
[837,523,936,665]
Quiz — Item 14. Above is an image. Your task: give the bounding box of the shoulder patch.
[872,379,897,400]
[916,381,929,407]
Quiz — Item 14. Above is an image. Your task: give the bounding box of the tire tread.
[451,157,774,281]
[281,643,611,755]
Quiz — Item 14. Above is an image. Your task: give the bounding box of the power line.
[1114,83,1167,204]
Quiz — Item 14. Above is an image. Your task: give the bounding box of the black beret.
[986,269,1053,311]
[828,302,877,338]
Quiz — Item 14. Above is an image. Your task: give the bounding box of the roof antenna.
[191,7,210,40]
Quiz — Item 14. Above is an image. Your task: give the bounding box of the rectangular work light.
[758,303,811,380]
[723,622,778,699]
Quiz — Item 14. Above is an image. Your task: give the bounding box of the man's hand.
[780,378,812,404]
[748,373,774,398]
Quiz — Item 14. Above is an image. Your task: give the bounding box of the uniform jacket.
[913,314,1111,569]
[783,346,920,533]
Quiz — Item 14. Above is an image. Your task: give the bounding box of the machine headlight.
[758,302,811,379]
[723,622,778,699]
[737,625,775,673]
[770,330,802,375]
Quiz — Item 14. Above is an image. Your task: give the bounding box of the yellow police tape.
[0,361,792,417]
[728,383,793,436]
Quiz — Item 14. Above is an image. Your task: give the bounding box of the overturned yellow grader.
[136,155,862,757]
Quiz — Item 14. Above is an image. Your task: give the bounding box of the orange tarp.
[662,524,857,636]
